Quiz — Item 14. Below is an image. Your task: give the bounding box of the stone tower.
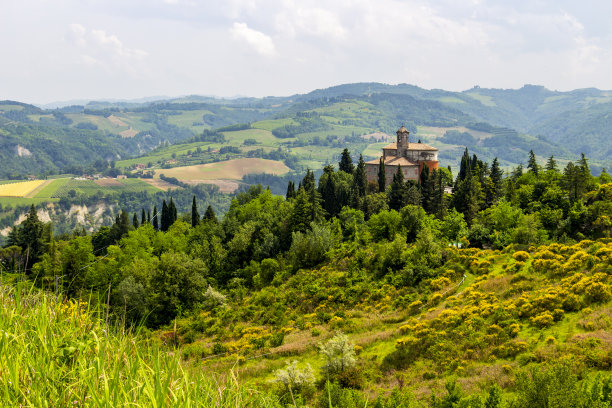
[396,126,409,157]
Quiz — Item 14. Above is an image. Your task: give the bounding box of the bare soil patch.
[119,128,138,138]
[141,178,180,191]
[107,115,128,127]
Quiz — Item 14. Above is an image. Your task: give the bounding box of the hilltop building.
[365,126,439,185]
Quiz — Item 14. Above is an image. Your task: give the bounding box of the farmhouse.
[366,126,439,185]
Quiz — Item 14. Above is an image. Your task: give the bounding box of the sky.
[2,0,612,104]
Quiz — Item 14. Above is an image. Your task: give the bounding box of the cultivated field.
[51,178,160,198]
[140,178,180,191]
[154,158,290,180]
[0,180,46,197]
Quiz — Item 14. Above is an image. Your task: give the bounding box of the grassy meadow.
[0,281,280,407]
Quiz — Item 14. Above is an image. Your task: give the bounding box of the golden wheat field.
[0,180,46,197]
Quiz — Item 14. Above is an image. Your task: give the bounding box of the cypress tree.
[191,196,200,228]
[378,157,386,193]
[389,166,406,210]
[141,209,146,226]
[339,148,354,174]
[152,206,159,230]
[321,172,337,218]
[147,209,151,224]
[433,169,446,218]
[204,205,217,223]
[456,148,472,187]
[133,213,139,229]
[286,181,295,199]
[111,210,131,242]
[170,198,177,225]
[420,165,434,213]
[161,200,169,231]
[353,154,367,198]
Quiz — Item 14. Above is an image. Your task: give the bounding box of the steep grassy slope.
[0,281,278,407]
[170,239,612,404]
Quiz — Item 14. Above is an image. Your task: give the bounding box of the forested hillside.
[3,82,611,181]
[2,146,611,406]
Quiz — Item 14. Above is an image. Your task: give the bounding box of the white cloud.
[275,4,346,40]
[231,22,276,56]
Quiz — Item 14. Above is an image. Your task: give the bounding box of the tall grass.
[0,283,280,407]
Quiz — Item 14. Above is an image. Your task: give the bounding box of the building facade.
[365,126,439,185]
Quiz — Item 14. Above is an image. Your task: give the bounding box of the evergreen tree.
[527,150,539,176]
[308,186,325,224]
[512,164,523,180]
[353,155,367,198]
[141,209,146,226]
[111,210,131,242]
[455,148,472,187]
[160,200,169,231]
[599,168,612,184]
[18,205,46,272]
[152,206,159,230]
[420,165,434,213]
[545,155,558,173]
[191,196,200,228]
[204,205,217,223]
[578,153,593,186]
[452,167,482,225]
[405,181,422,207]
[487,157,504,206]
[563,159,593,202]
[389,166,407,210]
[286,181,296,199]
[321,171,338,218]
[378,157,386,193]
[338,148,354,174]
[289,188,311,233]
[133,213,139,229]
[147,209,151,224]
[170,198,177,225]
[302,169,316,193]
[431,169,447,218]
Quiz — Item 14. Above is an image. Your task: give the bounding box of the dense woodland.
[2,146,612,406]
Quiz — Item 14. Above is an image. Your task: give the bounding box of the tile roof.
[382,142,438,151]
[365,157,417,166]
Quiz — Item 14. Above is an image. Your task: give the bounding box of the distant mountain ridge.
[1,82,611,179]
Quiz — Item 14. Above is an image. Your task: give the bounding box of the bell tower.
[396,126,409,157]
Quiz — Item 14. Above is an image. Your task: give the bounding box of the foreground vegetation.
[2,147,612,406]
[0,282,280,407]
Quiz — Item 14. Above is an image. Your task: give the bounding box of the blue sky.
[2,0,612,103]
